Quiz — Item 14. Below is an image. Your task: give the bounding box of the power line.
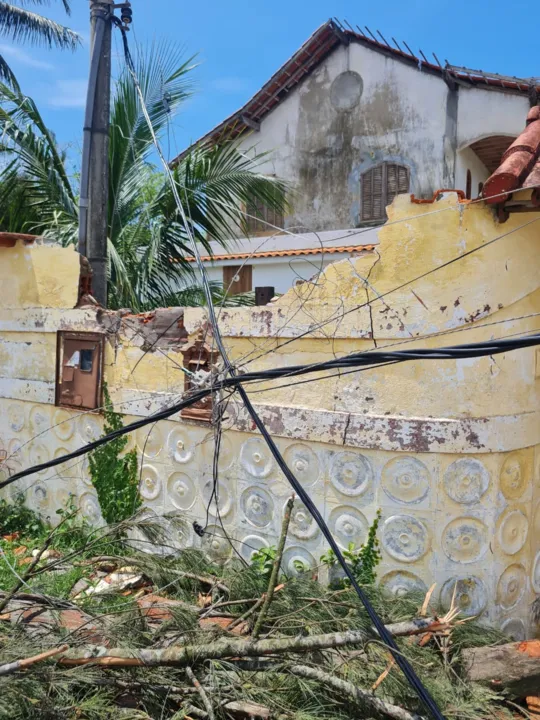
[239,214,540,369]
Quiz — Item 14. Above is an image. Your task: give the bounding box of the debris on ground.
[0,507,535,720]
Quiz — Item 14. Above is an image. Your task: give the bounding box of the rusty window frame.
[55,331,105,411]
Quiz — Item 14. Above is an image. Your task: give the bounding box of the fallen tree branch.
[252,496,293,639]
[289,664,424,720]
[0,645,69,677]
[0,528,58,614]
[463,640,540,698]
[58,615,446,668]
[59,627,371,667]
[186,666,215,720]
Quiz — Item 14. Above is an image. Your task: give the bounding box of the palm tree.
[0,41,288,309]
[0,1,79,89]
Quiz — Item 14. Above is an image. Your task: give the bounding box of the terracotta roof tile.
[185,244,375,263]
[0,232,37,248]
[483,108,540,203]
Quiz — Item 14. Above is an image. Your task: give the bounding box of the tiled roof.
[185,244,375,263]
[483,106,540,203]
[173,20,540,162]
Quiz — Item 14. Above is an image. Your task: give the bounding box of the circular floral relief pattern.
[79,455,93,487]
[380,570,428,598]
[78,414,102,443]
[440,576,487,617]
[53,408,75,441]
[202,432,233,471]
[136,425,163,459]
[532,551,540,594]
[289,501,319,541]
[29,444,50,476]
[283,444,320,488]
[282,546,316,576]
[330,452,373,497]
[240,534,269,564]
[203,480,233,518]
[240,438,274,478]
[328,506,368,548]
[8,403,26,432]
[442,517,488,564]
[7,439,22,460]
[139,465,161,501]
[496,564,527,610]
[381,457,430,504]
[497,509,528,555]
[501,618,526,642]
[381,515,430,563]
[443,459,490,504]
[500,454,528,501]
[201,524,233,563]
[29,406,51,437]
[167,428,194,464]
[240,486,274,528]
[167,472,197,511]
[33,483,49,508]
[53,447,73,482]
[79,493,102,525]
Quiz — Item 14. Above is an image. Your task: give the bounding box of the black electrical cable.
[3,330,540,493]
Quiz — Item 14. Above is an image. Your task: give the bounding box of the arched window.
[361,163,409,222]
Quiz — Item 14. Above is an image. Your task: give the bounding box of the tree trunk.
[463,640,540,698]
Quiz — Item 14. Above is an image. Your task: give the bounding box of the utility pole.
[84,0,113,307]
[79,1,131,307]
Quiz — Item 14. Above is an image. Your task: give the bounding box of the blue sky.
[4,0,538,167]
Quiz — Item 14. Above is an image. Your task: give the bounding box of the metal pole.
[85,0,112,307]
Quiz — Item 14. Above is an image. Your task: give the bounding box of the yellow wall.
[0,196,539,638]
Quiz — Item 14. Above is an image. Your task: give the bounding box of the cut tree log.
[463,640,540,698]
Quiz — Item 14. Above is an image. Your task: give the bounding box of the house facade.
[180,20,536,295]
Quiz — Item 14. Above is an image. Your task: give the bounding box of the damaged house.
[177,19,537,293]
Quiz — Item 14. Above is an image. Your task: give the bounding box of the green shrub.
[0,493,45,538]
[88,384,140,525]
[321,509,382,587]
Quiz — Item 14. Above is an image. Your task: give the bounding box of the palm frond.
[0,52,19,90]
[0,2,79,48]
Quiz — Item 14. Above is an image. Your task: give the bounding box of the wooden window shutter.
[223,265,253,295]
[361,163,409,222]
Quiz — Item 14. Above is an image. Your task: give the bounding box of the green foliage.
[88,385,141,525]
[250,545,276,581]
[0,1,79,90]
[0,44,289,311]
[321,509,382,587]
[52,495,92,550]
[0,493,45,537]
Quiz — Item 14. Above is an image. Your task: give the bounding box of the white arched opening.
[456,134,516,198]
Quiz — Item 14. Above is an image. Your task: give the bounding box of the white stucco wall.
[231,40,530,236]
[202,254,359,295]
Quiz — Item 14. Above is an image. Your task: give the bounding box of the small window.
[466,169,472,200]
[80,349,94,373]
[361,162,409,222]
[246,187,284,235]
[223,265,252,295]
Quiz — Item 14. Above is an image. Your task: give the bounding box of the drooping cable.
[94,28,444,715]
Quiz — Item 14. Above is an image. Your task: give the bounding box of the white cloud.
[48,79,88,109]
[211,76,249,94]
[0,44,54,70]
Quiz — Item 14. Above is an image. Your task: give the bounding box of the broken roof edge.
[172,19,540,164]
